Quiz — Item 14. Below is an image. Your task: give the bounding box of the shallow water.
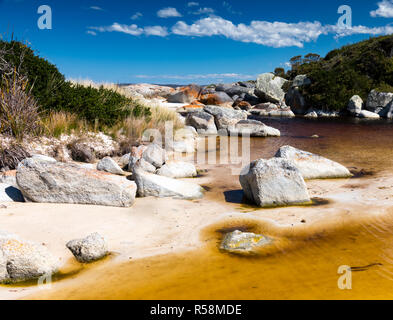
[32,118,393,300]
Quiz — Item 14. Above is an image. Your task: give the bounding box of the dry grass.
[40,111,91,138]
[0,143,30,170]
[68,78,184,145]
[0,73,41,140]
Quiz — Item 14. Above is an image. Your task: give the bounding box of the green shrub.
[0,40,151,128]
[287,35,393,111]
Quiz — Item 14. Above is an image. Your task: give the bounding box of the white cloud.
[191,7,215,15]
[86,30,97,36]
[144,26,169,37]
[330,24,393,38]
[187,2,199,7]
[89,23,168,37]
[90,6,103,11]
[172,17,326,48]
[131,12,143,20]
[371,0,393,17]
[157,7,182,18]
[89,15,393,47]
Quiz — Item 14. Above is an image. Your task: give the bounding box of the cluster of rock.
[163,74,294,121]
[347,91,393,119]
[239,145,351,208]
[182,105,280,137]
[0,140,204,207]
[0,231,109,283]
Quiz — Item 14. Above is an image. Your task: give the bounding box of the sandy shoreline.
[0,153,392,300]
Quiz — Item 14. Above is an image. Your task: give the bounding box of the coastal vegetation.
[0,40,181,142]
[286,35,393,111]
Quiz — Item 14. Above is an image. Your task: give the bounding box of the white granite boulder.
[275,146,352,179]
[16,158,137,207]
[239,158,310,207]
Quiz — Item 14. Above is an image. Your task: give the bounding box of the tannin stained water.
[31,118,393,300]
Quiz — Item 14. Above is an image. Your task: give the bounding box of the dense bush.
[287,35,393,111]
[0,40,151,128]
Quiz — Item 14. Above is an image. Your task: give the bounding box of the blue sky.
[1,0,393,84]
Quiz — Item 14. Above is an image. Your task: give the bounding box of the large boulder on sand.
[186,111,218,135]
[255,73,287,103]
[156,161,197,179]
[239,158,310,207]
[0,231,59,283]
[97,157,124,175]
[204,105,247,131]
[220,230,271,253]
[275,146,352,179]
[66,233,108,263]
[133,170,204,200]
[227,120,280,137]
[366,90,393,114]
[16,158,137,207]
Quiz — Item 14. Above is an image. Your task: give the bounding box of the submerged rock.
[156,161,197,179]
[0,231,59,283]
[66,233,108,263]
[239,158,310,207]
[16,158,137,207]
[133,170,204,200]
[97,157,124,175]
[220,230,271,253]
[275,146,352,179]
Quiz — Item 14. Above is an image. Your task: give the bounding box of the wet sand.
[1,117,392,300]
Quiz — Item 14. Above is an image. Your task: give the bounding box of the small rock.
[97,157,124,175]
[31,154,57,163]
[119,153,131,167]
[142,144,167,168]
[0,232,59,283]
[186,111,218,135]
[133,170,204,200]
[66,233,108,263]
[69,141,95,163]
[156,161,197,178]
